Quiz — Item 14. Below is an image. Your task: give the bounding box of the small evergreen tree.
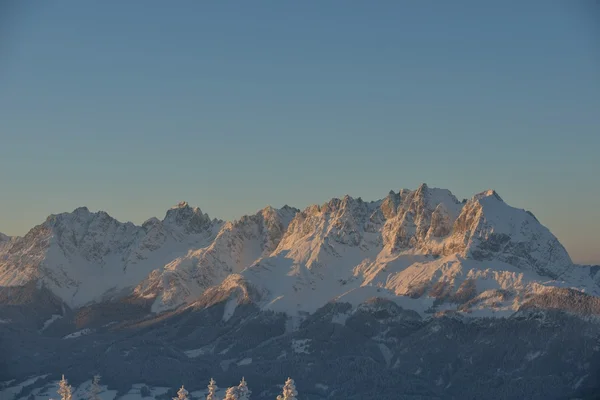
[88,375,101,400]
[223,386,238,400]
[57,375,73,400]
[237,377,250,400]
[206,378,219,400]
[276,377,297,400]
[173,385,189,400]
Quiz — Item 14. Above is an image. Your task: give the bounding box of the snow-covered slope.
[133,205,298,312]
[235,185,591,317]
[0,203,222,307]
[0,184,595,319]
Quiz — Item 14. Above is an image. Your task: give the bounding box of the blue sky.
[0,1,598,263]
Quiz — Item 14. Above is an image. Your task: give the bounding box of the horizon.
[1,1,599,264]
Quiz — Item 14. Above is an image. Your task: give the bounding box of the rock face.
[381,184,463,250]
[444,190,572,278]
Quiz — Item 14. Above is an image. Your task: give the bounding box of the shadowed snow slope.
[0,184,595,318]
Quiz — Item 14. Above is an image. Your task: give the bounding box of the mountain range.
[1,184,600,400]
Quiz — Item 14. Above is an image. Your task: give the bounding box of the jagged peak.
[326,197,342,208]
[260,205,283,217]
[230,205,298,227]
[162,202,214,234]
[473,189,503,202]
[384,190,401,202]
[171,201,189,209]
[253,205,278,222]
[142,217,161,229]
[402,185,461,216]
[415,182,429,194]
[164,202,205,217]
[46,207,118,226]
[413,183,460,201]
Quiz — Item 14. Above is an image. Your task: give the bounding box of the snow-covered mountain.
[2,185,600,400]
[133,205,299,312]
[0,203,223,307]
[0,184,597,319]
[236,184,594,317]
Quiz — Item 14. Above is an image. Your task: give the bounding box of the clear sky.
[0,1,598,264]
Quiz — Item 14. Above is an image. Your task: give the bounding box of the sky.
[0,1,598,264]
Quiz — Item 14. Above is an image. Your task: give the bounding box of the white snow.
[222,295,238,322]
[378,343,394,366]
[237,357,253,366]
[40,314,63,331]
[0,375,48,400]
[525,351,544,361]
[184,344,215,358]
[63,328,93,339]
[0,203,224,309]
[234,186,582,318]
[8,378,173,400]
[573,375,589,389]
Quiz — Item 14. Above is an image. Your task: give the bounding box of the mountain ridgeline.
[0,184,597,317]
[1,184,600,400]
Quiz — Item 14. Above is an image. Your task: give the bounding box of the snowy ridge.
[0,184,596,319]
[235,184,593,317]
[134,205,298,312]
[0,203,223,307]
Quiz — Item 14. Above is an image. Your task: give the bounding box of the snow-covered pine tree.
[223,386,239,400]
[173,385,189,400]
[276,377,297,400]
[88,375,101,400]
[206,378,219,400]
[237,377,251,400]
[57,375,73,400]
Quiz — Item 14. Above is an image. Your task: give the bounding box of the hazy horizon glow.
[0,1,599,264]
